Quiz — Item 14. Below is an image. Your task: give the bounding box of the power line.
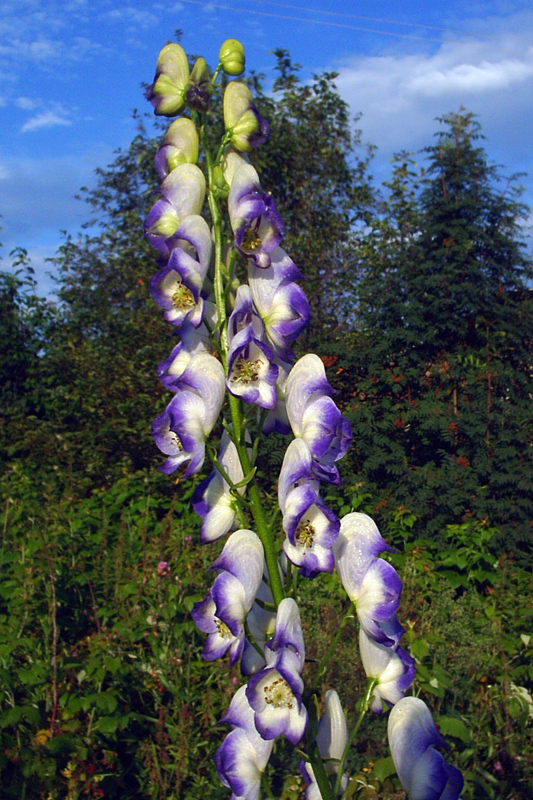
[178,0,445,42]
[241,0,496,40]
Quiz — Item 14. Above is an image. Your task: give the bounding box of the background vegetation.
[1,49,532,798]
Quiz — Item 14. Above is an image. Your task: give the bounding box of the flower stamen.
[263,676,294,709]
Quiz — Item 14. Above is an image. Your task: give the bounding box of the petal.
[213,529,265,610]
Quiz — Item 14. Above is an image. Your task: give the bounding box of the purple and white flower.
[285,354,352,485]
[227,286,279,409]
[215,686,274,800]
[333,513,402,645]
[228,164,283,268]
[151,353,225,476]
[359,627,415,713]
[150,214,212,327]
[246,598,307,744]
[248,248,310,361]
[156,305,216,390]
[192,431,246,543]
[192,529,264,665]
[278,439,340,576]
[388,697,464,800]
[301,690,349,799]
[144,164,206,257]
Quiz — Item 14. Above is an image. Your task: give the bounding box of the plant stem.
[333,678,377,796]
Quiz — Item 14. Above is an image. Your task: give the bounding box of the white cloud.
[332,21,533,194]
[21,110,72,132]
[15,96,36,109]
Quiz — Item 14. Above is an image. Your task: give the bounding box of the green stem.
[315,602,356,683]
[308,742,336,800]
[333,678,377,797]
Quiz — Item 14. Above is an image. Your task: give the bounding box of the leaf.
[437,715,471,742]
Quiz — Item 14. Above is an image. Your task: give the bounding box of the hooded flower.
[151,352,225,476]
[223,81,269,152]
[285,354,352,484]
[215,686,274,800]
[246,598,307,744]
[144,163,206,257]
[150,214,212,328]
[192,431,246,543]
[228,164,283,268]
[333,513,402,645]
[248,248,310,361]
[278,439,340,577]
[359,628,415,713]
[388,697,464,800]
[300,690,349,799]
[192,530,264,665]
[155,117,199,180]
[226,285,279,409]
[145,42,189,116]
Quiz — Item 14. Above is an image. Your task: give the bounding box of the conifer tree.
[340,111,533,556]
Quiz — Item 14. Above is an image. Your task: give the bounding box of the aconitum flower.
[150,215,212,328]
[278,439,340,576]
[215,686,274,800]
[192,432,246,543]
[301,690,349,799]
[388,697,464,800]
[248,248,310,361]
[359,628,415,713]
[151,353,225,476]
[285,354,352,484]
[186,57,213,112]
[192,530,264,664]
[145,42,189,116]
[246,598,307,744]
[228,164,283,268]
[156,307,215,390]
[223,82,269,152]
[333,513,402,645]
[219,38,245,76]
[144,164,206,257]
[155,117,199,179]
[226,286,279,409]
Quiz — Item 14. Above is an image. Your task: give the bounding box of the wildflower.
[215,686,273,799]
[246,599,307,744]
[192,530,265,664]
[333,513,402,645]
[388,697,464,800]
[219,39,245,76]
[155,117,199,179]
[146,42,189,116]
[301,690,349,799]
[359,628,415,712]
[144,164,206,257]
[151,353,225,477]
[192,431,246,543]
[228,164,283,268]
[223,82,269,152]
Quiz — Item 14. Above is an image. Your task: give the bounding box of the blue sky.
[2,0,533,294]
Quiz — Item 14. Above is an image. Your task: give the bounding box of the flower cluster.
[144,37,464,800]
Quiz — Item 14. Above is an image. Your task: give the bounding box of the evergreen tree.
[338,111,533,557]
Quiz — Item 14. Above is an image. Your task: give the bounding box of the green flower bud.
[223,82,268,152]
[186,57,213,113]
[219,39,245,76]
[156,118,199,178]
[146,43,189,117]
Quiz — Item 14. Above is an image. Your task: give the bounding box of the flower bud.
[146,43,189,116]
[223,82,268,152]
[155,118,199,179]
[186,57,213,113]
[219,39,245,76]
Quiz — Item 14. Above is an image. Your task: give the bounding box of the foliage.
[331,111,533,558]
